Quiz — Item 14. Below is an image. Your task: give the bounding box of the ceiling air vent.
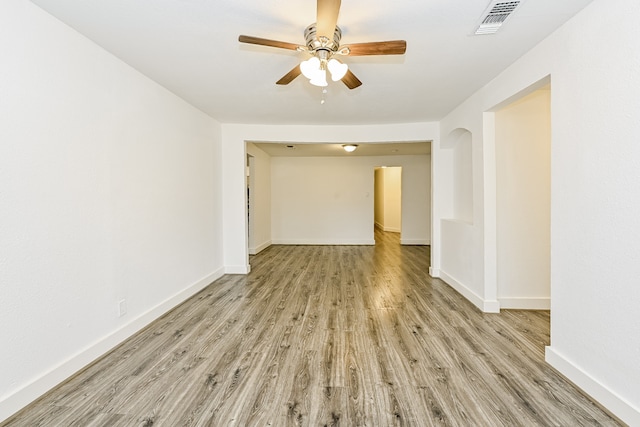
[474,0,522,35]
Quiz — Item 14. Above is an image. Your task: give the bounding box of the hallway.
[3,231,620,426]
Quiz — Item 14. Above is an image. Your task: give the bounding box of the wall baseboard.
[0,268,224,423]
[248,240,271,255]
[429,267,440,277]
[439,270,500,313]
[545,346,639,426]
[401,239,430,245]
[499,297,550,310]
[271,239,375,245]
[225,264,250,274]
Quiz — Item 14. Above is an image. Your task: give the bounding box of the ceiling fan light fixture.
[342,144,358,153]
[300,57,321,79]
[239,0,407,91]
[327,58,348,81]
[309,69,328,87]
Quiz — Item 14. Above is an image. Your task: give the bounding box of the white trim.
[374,223,401,233]
[271,239,375,245]
[248,240,271,255]
[401,238,430,245]
[483,299,501,313]
[482,112,499,306]
[429,267,440,277]
[545,346,640,426]
[499,297,550,310]
[225,264,250,274]
[439,270,500,313]
[0,268,224,423]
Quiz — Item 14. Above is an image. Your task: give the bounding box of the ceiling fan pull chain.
[321,87,328,104]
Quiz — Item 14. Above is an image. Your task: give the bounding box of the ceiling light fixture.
[297,25,349,87]
[342,144,358,153]
[300,55,348,87]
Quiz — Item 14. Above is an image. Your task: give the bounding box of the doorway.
[374,166,402,243]
[494,86,551,309]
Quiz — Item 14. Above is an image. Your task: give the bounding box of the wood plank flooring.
[3,230,623,426]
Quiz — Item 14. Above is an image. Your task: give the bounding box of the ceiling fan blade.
[238,35,301,51]
[316,0,341,40]
[276,65,302,85]
[341,69,362,89]
[345,40,407,56]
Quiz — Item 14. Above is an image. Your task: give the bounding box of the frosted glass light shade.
[300,57,321,79]
[327,58,348,81]
[342,144,358,152]
[309,69,328,87]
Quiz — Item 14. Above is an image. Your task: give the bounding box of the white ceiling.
[30,0,594,126]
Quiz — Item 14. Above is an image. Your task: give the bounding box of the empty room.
[1,0,639,425]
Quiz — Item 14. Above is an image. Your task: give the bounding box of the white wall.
[382,167,402,233]
[0,1,223,421]
[435,0,640,422]
[246,143,271,254]
[440,219,474,297]
[449,131,474,223]
[400,158,431,246]
[221,122,439,271]
[271,157,375,244]
[435,128,489,310]
[271,157,426,245]
[496,89,551,309]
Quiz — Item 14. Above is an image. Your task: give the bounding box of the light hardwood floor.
[3,230,622,426]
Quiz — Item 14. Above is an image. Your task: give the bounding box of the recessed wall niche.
[443,128,473,223]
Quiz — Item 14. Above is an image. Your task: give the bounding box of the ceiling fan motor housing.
[304,24,342,53]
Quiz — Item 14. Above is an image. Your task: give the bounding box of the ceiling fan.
[238,0,407,89]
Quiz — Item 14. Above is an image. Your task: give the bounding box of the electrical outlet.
[118,299,127,317]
